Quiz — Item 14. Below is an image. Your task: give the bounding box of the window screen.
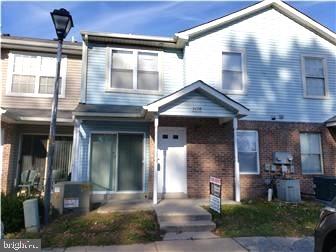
[9,53,65,96]
[39,77,62,94]
[11,75,35,93]
[300,133,323,174]
[137,52,159,91]
[111,50,133,89]
[222,52,243,91]
[237,131,259,174]
[304,57,326,97]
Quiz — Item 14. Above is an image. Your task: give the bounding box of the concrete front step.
[160,220,216,233]
[163,231,219,241]
[158,212,211,222]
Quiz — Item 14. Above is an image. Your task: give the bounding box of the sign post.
[209,176,222,214]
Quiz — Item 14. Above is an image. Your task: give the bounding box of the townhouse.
[0,35,82,194]
[1,0,336,204]
[71,1,336,203]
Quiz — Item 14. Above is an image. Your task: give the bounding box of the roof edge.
[1,35,82,55]
[144,80,249,116]
[175,0,336,45]
[80,31,187,49]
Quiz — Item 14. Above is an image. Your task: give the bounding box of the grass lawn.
[209,200,321,237]
[6,210,161,248]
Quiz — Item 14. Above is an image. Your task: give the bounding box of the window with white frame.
[7,53,66,97]
[237,130,259,174]
[300,133,323,174]
[302,56,328,98]
[110,49,160,92]
[222,51,245,93]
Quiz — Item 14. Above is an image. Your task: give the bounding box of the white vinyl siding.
[108,48,161,94]
[237,130,260,174]
[302,55,328,98]
[222,51,246,94]
[6,52,67,97]
[300,133,323,174]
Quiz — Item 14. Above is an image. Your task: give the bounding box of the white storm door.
[158,127,187,194]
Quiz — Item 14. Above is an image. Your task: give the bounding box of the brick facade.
[149,118,336,200]
[1,122,19,194]
[239,120,336,198]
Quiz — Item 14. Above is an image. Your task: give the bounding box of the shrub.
[1,194,25,233]
[1,194,44,234]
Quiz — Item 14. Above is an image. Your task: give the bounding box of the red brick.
[148,118,336,200]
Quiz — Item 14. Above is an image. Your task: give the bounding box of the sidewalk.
[43,236,314,252]
[43,238,246,252]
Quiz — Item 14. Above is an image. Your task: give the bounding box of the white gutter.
[73,112,144,118]
[1,37,82,55]
[233,117,240,202]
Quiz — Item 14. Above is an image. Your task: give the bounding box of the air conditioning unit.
[276,179,301,203]
[51,182,91,214]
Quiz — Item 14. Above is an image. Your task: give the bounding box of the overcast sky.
[2,1,336,41]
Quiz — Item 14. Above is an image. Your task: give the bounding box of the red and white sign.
[209,176,222,214]
[210,176,221,186]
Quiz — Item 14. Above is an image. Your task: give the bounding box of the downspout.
[233,117,241,202]
[80,34,89,103]
[153,113,159,204]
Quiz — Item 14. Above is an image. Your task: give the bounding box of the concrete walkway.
[43,238,246,252]
[235,236,314,252]
[43,237,314,252]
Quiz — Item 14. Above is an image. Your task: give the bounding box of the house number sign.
[192,106,202,112]
[209,176,222,214]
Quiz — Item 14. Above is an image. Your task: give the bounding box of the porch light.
[50,8,73,40]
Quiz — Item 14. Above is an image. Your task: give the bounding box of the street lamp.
[51,8,73,40]
[44,8,73,225]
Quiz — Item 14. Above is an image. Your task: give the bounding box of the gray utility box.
[51,182,91,214]
[276,179,301,203]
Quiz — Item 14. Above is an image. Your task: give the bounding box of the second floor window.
[7,53,66,97]
[110,49,160,92]
[222,51,245,94]
[302,56,328,98]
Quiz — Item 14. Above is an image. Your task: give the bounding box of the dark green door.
[117,134,143,191]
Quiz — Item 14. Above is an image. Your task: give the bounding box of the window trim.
[301,54,329,99]
[106,47,163,95]
[237,130,260,175]
[6,51,67,98]
[300,132,324,175]
[221,49,247,95]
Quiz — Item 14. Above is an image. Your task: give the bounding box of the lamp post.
[44,8,73,224]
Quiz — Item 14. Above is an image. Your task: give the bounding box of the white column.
[153,114,159,204]
[233,117,240,202]
[70,119,80,181]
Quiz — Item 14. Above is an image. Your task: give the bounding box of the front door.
[158,127,187,194]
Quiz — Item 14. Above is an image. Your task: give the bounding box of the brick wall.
[149,118,336,200]
[150,117,235,199]
[1,122,19,194]
[239,121,336,198]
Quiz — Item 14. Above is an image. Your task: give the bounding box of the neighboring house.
[72,0,336,203]
[0,35,82,194]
